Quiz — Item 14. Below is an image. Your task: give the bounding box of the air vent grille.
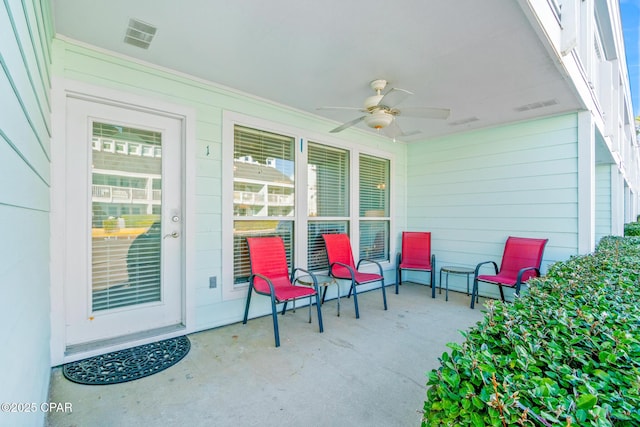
[124,18,157,49]
[449,117,479,126]
[514,99,558,112]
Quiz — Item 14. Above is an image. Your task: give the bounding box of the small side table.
[295,274,340,316]
[439,266,474,302]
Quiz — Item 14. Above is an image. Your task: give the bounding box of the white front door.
[64,97,184,348]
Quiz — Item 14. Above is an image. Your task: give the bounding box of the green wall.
[405,114,579,299]
[0,0,53,426]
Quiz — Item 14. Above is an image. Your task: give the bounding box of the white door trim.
[50,78,196,365]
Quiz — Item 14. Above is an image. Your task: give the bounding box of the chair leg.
[270,295,280,347]
[431,270,436,299]
[351,281,360,319]
[381,279,387,310]
[395,268,400,294]
[498,285,505,302]
[431,269,436,296]
[470,278,478,309]
[281,301,288,315]
[242,283,254,324]
[322,286,328,304]
[315,292,324,333]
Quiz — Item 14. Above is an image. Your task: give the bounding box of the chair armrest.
[431,254,436,269]
[357,258,383,276]
[249,273,276,295]
[330,261,357,281]
[474,260,498,277]
[292,268,320,292]
[515,266,541,285]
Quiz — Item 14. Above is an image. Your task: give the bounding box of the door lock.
[164,231,179,239]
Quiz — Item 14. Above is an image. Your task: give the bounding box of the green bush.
[422,236,640,426]
[623,222,640,236]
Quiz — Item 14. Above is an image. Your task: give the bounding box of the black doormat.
[62,336,190,385]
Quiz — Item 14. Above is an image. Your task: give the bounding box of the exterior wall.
[0,1,53,426]
[522,0,640,225]
[50,38,407,360]
[595,164,612,242]
[405,114,579,299]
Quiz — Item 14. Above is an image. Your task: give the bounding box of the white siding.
[0,1,52,426]
[406,114,579,299]
[595,164,613,242]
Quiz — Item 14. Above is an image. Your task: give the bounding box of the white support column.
[610,167,624,236]
[578,111,596,253]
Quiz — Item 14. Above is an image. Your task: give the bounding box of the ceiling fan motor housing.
[365,109,393,129]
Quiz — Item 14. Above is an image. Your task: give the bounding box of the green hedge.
[422,235,640,426]
[623,222,640,236]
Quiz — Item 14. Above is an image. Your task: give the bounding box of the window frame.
[222,111,394,301]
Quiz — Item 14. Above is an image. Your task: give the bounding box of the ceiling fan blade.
[396,107,451,120]
[382,120,421,139]
[330,115,366,133]
[317,106,365,111]
[378,88,413,108]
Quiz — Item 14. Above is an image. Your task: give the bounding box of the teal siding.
[0,1,52,426]
[406,114,579,299]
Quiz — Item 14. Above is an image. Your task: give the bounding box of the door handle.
[163,231,179,239]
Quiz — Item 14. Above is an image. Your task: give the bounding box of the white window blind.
[233,220,294,284]
[307,221,349,271]
[307,142,350,270]
[233,125,295,283]
[91,122,163,311]
[307,142,349,217]
[359,154,390,261]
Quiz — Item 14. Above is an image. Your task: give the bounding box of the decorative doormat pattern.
[62,336,190,385]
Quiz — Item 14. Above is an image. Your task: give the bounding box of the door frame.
[50,78,196,365]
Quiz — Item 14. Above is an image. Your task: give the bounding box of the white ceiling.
[51,0,584,142]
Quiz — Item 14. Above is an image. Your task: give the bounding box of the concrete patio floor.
[46,282,486,427]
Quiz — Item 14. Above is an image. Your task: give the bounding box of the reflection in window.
[307,142,350,271]
[233,125,295,283]
[91,122,162,311]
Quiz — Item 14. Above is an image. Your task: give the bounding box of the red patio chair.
[242,237,323,347]
[396,231,436,297]
[322,233,387,319]
[471,236,548,309]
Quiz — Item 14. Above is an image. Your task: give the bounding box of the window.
[359,154,390,262]
[307,142,349,270]
[232,125,295,284]
[224,113,394,292]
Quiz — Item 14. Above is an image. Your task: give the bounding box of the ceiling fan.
[319,79,450,139]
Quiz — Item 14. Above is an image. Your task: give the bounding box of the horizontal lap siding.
[0,1,52,426]
[406,114,578,299]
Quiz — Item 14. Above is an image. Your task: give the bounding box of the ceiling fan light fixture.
[365,110,393,129]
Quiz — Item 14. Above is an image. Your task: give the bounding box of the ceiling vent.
[514,99,558,112]
[449,117,479,126]
[124,18,157,49]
